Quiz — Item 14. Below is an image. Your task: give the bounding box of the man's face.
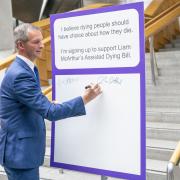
[22,30,44,61]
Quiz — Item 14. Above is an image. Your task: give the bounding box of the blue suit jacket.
[0,57,86,169]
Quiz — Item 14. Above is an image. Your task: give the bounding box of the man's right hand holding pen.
[82,83,102,105]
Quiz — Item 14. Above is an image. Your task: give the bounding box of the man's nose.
[40,41,44,48]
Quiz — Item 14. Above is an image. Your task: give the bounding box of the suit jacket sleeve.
[13,72,86,121]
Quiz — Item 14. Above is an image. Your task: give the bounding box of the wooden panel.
[36,58,48,79]
[46,50,52,71]
[157,31,169,46]
[174,20,180,34]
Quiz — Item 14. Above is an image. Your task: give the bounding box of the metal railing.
[148,35,159,85]
[167,141,180,180]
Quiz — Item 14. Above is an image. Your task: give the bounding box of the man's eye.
[32,40,41,44]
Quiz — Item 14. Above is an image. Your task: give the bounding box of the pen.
[85,85,91,89]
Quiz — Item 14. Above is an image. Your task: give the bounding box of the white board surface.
[54,73,141,174]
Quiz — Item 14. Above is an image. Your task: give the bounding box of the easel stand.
[101,176,108,180]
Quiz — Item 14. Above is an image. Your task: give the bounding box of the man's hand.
[82,83,102,105]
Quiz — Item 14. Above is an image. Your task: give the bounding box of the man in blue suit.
[0,23,101,180]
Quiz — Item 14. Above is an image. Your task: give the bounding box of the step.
[0,166,167,180]
[146,75,180,83]
[0,172,7,180]
[146,68,180,77]
[0,166,7,180]
[146,77,179,85]
[146,51,180,60]
[147,96,180,102]
[147,122,180,129]
[146,101,180,109]
[0,165,121,180]
[145,60,180,68]
[165,42,180,49]
[146,77,180,84]
[146,84,180,90]
[146,82,180,88]
[146,159,167,180]
[146,62,180,74]
[146,93,180,99]
[146,63,180,69]
[0,166,64,180]
[147,139,177,150]
[146,122,180,141]
[147,158,180,180]
[172,38,180,44]
[0,163,170,180]
[45,120,52,131]
[40,166,64,180]
[146,170,166,180]
[146,111,180,123]
[147,159,167,172]
[46,130,51,147]
[146,139,177,161]
[159,47,180,52]
[0,158,177,180]
[145,62,180,70]
[146,89,180,96]
[146,99,180,106]
[146,107,180,113]
[44,147,50,167]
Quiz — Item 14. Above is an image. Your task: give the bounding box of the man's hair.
[14,23,41,48]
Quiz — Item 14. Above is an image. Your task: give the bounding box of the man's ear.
[17,41,25,50]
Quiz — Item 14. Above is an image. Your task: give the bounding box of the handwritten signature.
[61,76,123,86]
[97,76,123,85]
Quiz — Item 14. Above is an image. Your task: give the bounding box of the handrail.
[145,0,179,18]
[145,2,180,38]
[145,0,164,17]
[0,36,51,71]
[32,18,50,29]
[145,2,180,85]
[43,36,51,44]
[167,141,180,180]
[170,141,180,165]
[42,85,52,95]
[0,53,17,70]
[145,2,180,28]
[46,91,52,101]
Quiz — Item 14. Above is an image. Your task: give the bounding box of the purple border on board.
[138,3,146,180]
[50,2,146,180]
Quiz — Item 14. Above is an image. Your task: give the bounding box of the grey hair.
[14,23,41,48]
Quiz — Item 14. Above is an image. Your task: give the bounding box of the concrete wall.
[0,0,14,50]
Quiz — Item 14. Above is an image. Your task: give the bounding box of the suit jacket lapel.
[15,57,40,87]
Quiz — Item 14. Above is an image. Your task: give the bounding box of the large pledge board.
[50,2,145,179]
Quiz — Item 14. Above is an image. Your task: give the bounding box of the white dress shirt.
[17,55,35,74]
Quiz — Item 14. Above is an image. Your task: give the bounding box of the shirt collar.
[17,54,35,72]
